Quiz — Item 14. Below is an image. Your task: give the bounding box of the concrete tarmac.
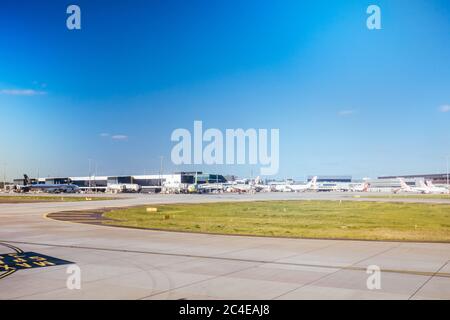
[0,192,449,300]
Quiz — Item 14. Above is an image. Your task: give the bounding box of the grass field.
[103,200,450,242]
[0,195,115,203]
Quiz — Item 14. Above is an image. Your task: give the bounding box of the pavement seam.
[10,243,338,299]
[137,261,266,300]
[408,260,449,300]
[135,243,323,300]
[272,243,402,300]
[11,251,198,300]
[2,240,448,279]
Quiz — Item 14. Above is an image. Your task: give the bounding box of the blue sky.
[0,0,449,180]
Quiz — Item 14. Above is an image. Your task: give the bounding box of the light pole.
[88,158,92,188]
[2,163,6,191]
[446,155,449,187]
[159,156,164,186]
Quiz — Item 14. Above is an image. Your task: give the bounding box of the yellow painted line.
[0,269,17,280]
[0,242,24,254]
[0,242,22,281]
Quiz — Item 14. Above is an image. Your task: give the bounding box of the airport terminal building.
[379,173,450,185]
[366,173,450,192]
[13,172,227,193]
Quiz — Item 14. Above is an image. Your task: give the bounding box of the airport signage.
[0,251,73,273]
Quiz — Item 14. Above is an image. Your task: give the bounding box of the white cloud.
[338,110,355,116]
[32,81,47,88]
[0,89,47,96]
[439,105,450,113]
[99,133,128,141]
[111,135,128,141]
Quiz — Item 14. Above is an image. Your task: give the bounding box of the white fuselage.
[107,183,140,193]
[272,177,317,193]
[426,186,450,194]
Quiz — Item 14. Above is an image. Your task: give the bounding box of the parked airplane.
[273,176,318,192]
[16,174,80,193]
[350,182,369,192]
[423,180,450,194]
[197,183,226,193]
[272,183,293,192]
[226,183,259,193]
[395,178,430,194]
[225,176,269,193]
[288,176,318,192]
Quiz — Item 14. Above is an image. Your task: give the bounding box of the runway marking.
[0,269,17,280]
[0,242,74,281]
[2,239,449,279]
[0,242,22,280]
[0,242,24,254]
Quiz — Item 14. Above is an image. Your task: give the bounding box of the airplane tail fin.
[417,179,427,188]
[425,180,433,187]
[23,174,30,185]
[307,176,318,188]
[363,182,369,192]
[398,178,409,190]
